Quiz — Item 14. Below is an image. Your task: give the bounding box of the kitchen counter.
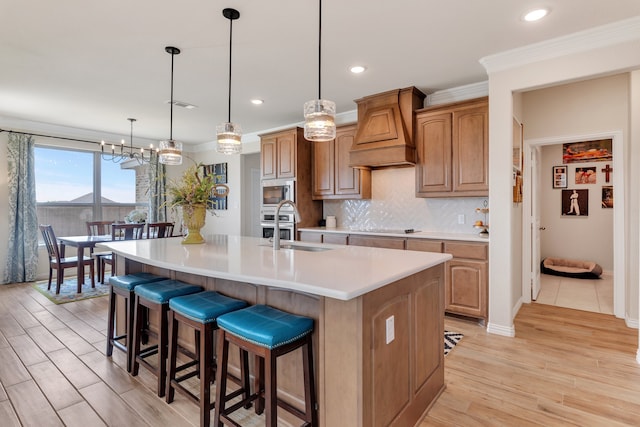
[299,226,490,242]
[100,233,450,426]
[98,234,450,301]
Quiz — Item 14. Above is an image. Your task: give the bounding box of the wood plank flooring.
[0,282,638,426]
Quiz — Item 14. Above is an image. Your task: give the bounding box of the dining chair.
[147,222,175,239]
[39,225,95,294]
[100,223,146,283]
[86,220,116,237]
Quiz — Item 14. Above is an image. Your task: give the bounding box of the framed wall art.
[602,186,613,208]
[552,165,567,189]
[561,189,588,217]
[202,162,228,210]
[562,139,612,164]
[574,167,597,184]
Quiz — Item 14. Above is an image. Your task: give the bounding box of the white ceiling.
[2,0,640,146]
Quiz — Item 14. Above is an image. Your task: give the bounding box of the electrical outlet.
[458,214,465,225]
[386,316,395,344]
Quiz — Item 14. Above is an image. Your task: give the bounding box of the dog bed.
[541,257,603,279]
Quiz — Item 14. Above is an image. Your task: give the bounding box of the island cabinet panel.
[349,235,406,250]
[362,265,444,427]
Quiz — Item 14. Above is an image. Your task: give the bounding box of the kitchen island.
[99,234,452,427]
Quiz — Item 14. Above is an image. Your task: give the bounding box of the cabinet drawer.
[444,242,487,260]
[406,239,443,253]
[323,233,348,245]
[299,231,322,243]
[349,235,406,250]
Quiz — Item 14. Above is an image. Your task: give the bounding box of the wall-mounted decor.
[512,117,523,172]
[602,186,613,208]
[562,189,588,217]
[562,138,612,164]
[601,164,613,183]
[202,163,228,210]
[574,167,596,184]
[553,165,567,189]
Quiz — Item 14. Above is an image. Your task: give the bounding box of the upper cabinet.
[415,97,488,197]
[312,124,371,200]
[260,128,298,179]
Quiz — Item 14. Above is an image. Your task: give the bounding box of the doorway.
[522,131,624,318]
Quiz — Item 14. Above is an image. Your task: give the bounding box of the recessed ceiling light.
[523,8,550,22]
[251,99,264,105]
[350,65,366,74]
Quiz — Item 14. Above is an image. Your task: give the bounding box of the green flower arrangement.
[166,163,216,216]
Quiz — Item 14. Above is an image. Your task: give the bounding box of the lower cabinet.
[300,231,488,320]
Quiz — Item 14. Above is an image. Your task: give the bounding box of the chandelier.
[101,118,156,164]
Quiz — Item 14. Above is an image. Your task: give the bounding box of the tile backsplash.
[323,167,489,233]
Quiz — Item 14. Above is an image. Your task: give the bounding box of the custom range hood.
[349,86,426,168]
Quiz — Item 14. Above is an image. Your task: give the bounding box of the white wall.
[539,145,615,270]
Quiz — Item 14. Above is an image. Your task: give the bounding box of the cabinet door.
[299,231,322,243]
[406,239,443,253]
[261,137,277,179]
[312,139,335,199]
[415,112,452,194]
[445,259,487,319]
[277,133,296,178]
[452,103,488,193]
[335,125,362,196]
[323,233,348,245]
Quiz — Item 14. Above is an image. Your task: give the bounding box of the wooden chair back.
[86,220,115,236]
[39,225,61,263]
[111,223,145,241]
[147,222,175,239]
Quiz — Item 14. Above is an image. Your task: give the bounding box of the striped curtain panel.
[3,133,39,284]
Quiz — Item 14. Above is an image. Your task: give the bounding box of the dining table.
[57,235,113,293]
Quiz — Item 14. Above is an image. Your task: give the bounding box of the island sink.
[258,242,333,252]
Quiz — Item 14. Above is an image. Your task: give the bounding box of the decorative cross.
[602,164,613,183]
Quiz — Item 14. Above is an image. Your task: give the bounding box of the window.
[35,146,139,236]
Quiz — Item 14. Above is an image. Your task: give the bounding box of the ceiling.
[2,0,640,146]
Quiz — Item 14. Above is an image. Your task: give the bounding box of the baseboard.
[626,317,639,329]
[487,322,515,337]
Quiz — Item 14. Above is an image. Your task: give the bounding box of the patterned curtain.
[147,157,167,222]
[2,133,39,284]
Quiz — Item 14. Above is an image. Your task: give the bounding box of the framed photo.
[561,189,589,217]
[552,166,567,189]
[512,117,523,171]
[602,186,613,208]
[574,167,596,184]
[562,139,612,164]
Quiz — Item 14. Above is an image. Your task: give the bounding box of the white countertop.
[299,227,490,243]
[98,235,451,301]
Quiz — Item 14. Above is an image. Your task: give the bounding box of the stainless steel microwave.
[261,179,294,207]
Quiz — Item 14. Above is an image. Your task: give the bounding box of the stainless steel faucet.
[273,199,301,250]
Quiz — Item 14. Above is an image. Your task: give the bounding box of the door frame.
[522,131,625,318]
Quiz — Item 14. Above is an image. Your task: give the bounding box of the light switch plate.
[386,316,395,344]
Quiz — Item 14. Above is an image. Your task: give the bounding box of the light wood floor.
[0,282,639,426]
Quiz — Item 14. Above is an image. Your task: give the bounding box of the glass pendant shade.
[304,99,336,141]
[158,139,183,165]
[216,122,242,154]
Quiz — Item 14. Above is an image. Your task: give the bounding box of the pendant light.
[217,8,242,155]
[158,46,183,165]
[304,0,336,142]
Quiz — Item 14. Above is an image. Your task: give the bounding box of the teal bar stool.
[131,279,203,397]
[213,304,318,427]
[106,272,167,372]
[166,291,249,427]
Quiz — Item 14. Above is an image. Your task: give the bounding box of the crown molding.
[480,15,640,74]
[425,81,489,106]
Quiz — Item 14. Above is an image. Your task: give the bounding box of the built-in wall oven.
[260,179,296,241]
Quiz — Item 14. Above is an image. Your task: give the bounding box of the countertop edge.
[298,227,489,243]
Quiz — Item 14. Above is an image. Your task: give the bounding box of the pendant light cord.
[318,0,322,100]
[169,51,175,140]
[228,17,233,123]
